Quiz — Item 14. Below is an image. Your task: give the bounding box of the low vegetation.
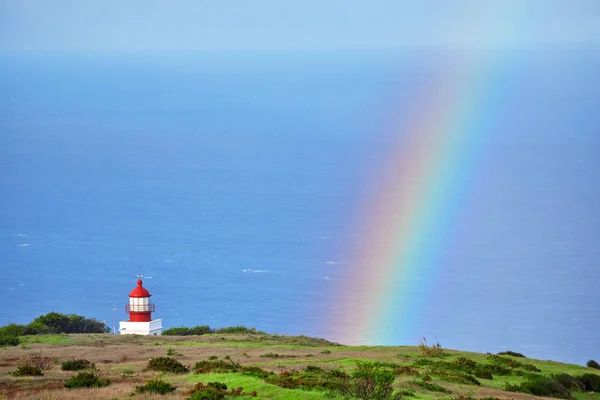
[0,330,598,400]
[145,356,190,373]
[588,359,600,370]
[11,364,44,376]
[26,351,55,370]
[163,325,263,336]
[497,350,525,358]
[187,382,257,399]
[135,378,177,395]
[0,312,109,343]
[61,358,95,371]
[418,337,444,356]
[64,371,110,388]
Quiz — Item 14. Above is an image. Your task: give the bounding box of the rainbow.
[328,50,510,345]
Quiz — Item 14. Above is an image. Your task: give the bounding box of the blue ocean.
[1,49,598,365]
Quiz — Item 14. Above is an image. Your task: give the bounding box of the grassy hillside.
[0,332,598,399]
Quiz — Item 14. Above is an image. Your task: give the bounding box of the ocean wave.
[242,269,268,273]
[17,243,30,247]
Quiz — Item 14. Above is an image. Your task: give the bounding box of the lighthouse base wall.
[119,319,163,336]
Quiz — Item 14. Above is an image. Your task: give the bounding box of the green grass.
[20,334,74,345]
[186,372,327,399]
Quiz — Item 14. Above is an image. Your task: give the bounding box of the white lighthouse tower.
[119,278,163,335]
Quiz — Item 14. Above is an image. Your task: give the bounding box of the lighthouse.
[118,278,163,335]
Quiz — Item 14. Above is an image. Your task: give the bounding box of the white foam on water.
[17,244,30,247]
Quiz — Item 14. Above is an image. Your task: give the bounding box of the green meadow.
[1,332,599,399]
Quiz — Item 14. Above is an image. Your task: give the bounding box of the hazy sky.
[1,0,599,52]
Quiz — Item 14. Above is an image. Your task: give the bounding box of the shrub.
[64,371,110,388]
[188,386,225,400]
[28,312,109,334]
[187,381,255,400]
[474,369,493,380]
[396,366,420,376]
[411,380,452,393]
[61,359,94,371]
[0,323,26,337]
[587,360,600,370]
[577,373,600,392]
[163,325,213,336]
[208,382,228,391]
[453,357,477,369]
[12,365,43,376]
[497,351,525,358]
[146,357,189,373]
[0,334,20,347]
[505,376,571,399]
[136,378,177,395]
[418,337,443,356]
[321,349,331,354]
[486,354,540,373]
[348,361,397,399]
[553,374,586,391]
[214,326,260,334]
[166,347,183,357]
[194,360,242,374]
[429,368,480,386]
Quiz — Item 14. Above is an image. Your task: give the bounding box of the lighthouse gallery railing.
[126,304,156,313]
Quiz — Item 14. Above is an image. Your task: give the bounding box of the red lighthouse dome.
[129,279,151,298]
[125,279,155,322]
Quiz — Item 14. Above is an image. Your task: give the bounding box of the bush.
[136,378,177,395]
[12,364,43,376]
[396,366,420,376]
[429,368,480,386]
[497,351,525,358]
[343,361,398,399]
[188,387,225,400]
[577,373,600,392]
[187,381,255,400]
[163,325,213,336]
[411,380,452,393]
[486,354,540,373]
[29,312,109,334]
[207,382,228,391]
[146,357,189,373]
[62,359,95,371]
[64,372,110,388]
[587,360,600,370]
[474,369,493,380]
[505,376,571,399]
[453,357,477,369]
[166,347,183,357]
[0,334,20,347]
[0,323,26,337]
[553,374,586,391]
[214,326,260,334]
[194,360,242,374]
